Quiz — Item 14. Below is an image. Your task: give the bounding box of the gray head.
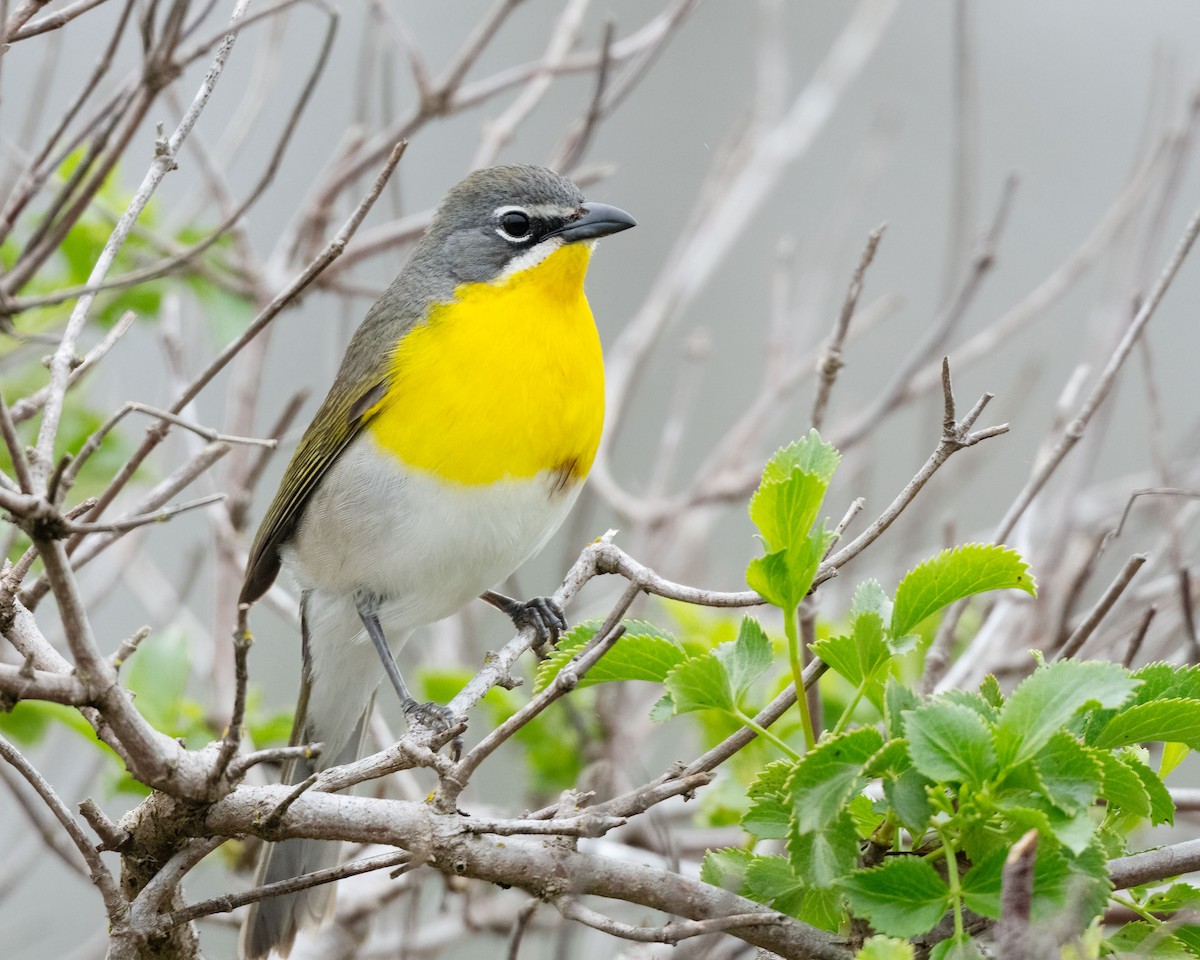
[411,164,636,288]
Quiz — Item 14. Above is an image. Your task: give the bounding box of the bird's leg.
[355,594,461,754]
[480,590,569,649]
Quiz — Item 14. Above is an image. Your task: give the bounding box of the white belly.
[280,434,581,630]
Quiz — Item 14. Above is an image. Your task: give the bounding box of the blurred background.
[5,1,1200,956]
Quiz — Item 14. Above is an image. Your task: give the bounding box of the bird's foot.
[491,593,568,648]
[402,698,465,760]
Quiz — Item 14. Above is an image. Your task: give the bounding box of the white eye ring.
[494,205,533,243]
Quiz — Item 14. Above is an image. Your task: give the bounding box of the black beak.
[549,202,637,243]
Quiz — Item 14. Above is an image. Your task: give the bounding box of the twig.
[110,625,151,671]
[996,829,1038,960]
[834,174,1017,450]
[811,224,885,431]
[440,583,640,810]
[1109,838,1200,891]
[8,311,136,425]
[822,358,1008,576]
[157,847,414,930]
[1123,605,1157,669]
[78,797,128,851]
[0,734,125,921]
[507,899,540,960]
[210,609,253,785]
[69,141,407,533]
[0,392,33,494]
[31,0,253,489]
[996,196,1200,543]
[6,0,109,40]
[129,837,226,931]
[556,895,785,944]
[63,492,226,535]
[1179,568,1200,661]
[1055,554,1147,661]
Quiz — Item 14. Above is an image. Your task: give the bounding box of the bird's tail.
[239,592,384,960]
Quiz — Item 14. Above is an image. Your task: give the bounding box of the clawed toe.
[509,596,568,644]
[402,699,465,758]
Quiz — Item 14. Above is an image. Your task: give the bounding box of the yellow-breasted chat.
[238,164,635,959]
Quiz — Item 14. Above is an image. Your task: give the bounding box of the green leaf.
[663,651,733,714]
[979,674,1005,709]
[700,847,753,892]
[840,857,950,938]
[786,728,885,833]
[744,761,794,839]
[750,467,829,553]
[962,843,1102,924]
[786,811,859,887]
[884,766,935,835]
[851,578,893,621]
[1144,882,1200,913]
[856,937,915,960]
[1119,749,1174,826]
[1107,921,1193,959]
[747,527,834,610]
[717,617,773,705]
[884,679,920,740]
[1093,699,1200,750]
[927,938,985,960]
[812,611,889,692]
[1034,732,1102,813]
[759,429,840,485]
[1088,747,1152,818]
[534,619,682,691]
[994,660,1137,766]
[744,854,803,905]
[904,700,997,784]
[1130,662,1200,704]
[891,543,1036,639]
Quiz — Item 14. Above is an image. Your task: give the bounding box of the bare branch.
[1055,554,1148,660]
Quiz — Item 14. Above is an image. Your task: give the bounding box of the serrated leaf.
[891,543,1036,639]
[1088,747,1152,818]
[744,761,794,839]
[750,468,829,553]
[700,847,754,891]
[856,937,915,960]
[979,674,1004,709]
[717,617,772,704]
[884,766,935,835]
[1131,662,1200,704]
[1035,732,1102,813]
[848,792,885,839]
[940,689,999,723]
[994,660,1137,766]
[1160,741,1191,779]
[747,527,834,610]
[760,429,840,487]
[663,651,733,714]
[811,615,889,691]
[786,811,859,887]
[851,579,893,622]
[534,619,682,691]
[1107,921,1194,959]
[1118,749,1174,826]
[840,857,950,938]
[962,843,1101,924]
[884,679,920,740]
[1144,882,1200,913]
[904,700,997,784]
[786,728,885,833]
[744,854,802,903]
[1094,699,1200,750]
[743,796,790,839]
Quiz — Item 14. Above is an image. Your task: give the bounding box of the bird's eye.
[498,210,532,241]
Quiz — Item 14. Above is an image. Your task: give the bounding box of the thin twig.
[996,829,1038,960]
[811,224,885,431]
[996,196,1200,543]
[1055,554,1148,661]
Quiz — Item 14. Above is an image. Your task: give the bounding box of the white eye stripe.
[492,202,578,220]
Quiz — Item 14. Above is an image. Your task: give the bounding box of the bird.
[237,163,635,958]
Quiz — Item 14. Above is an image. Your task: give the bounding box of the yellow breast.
[366,242,605,487]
